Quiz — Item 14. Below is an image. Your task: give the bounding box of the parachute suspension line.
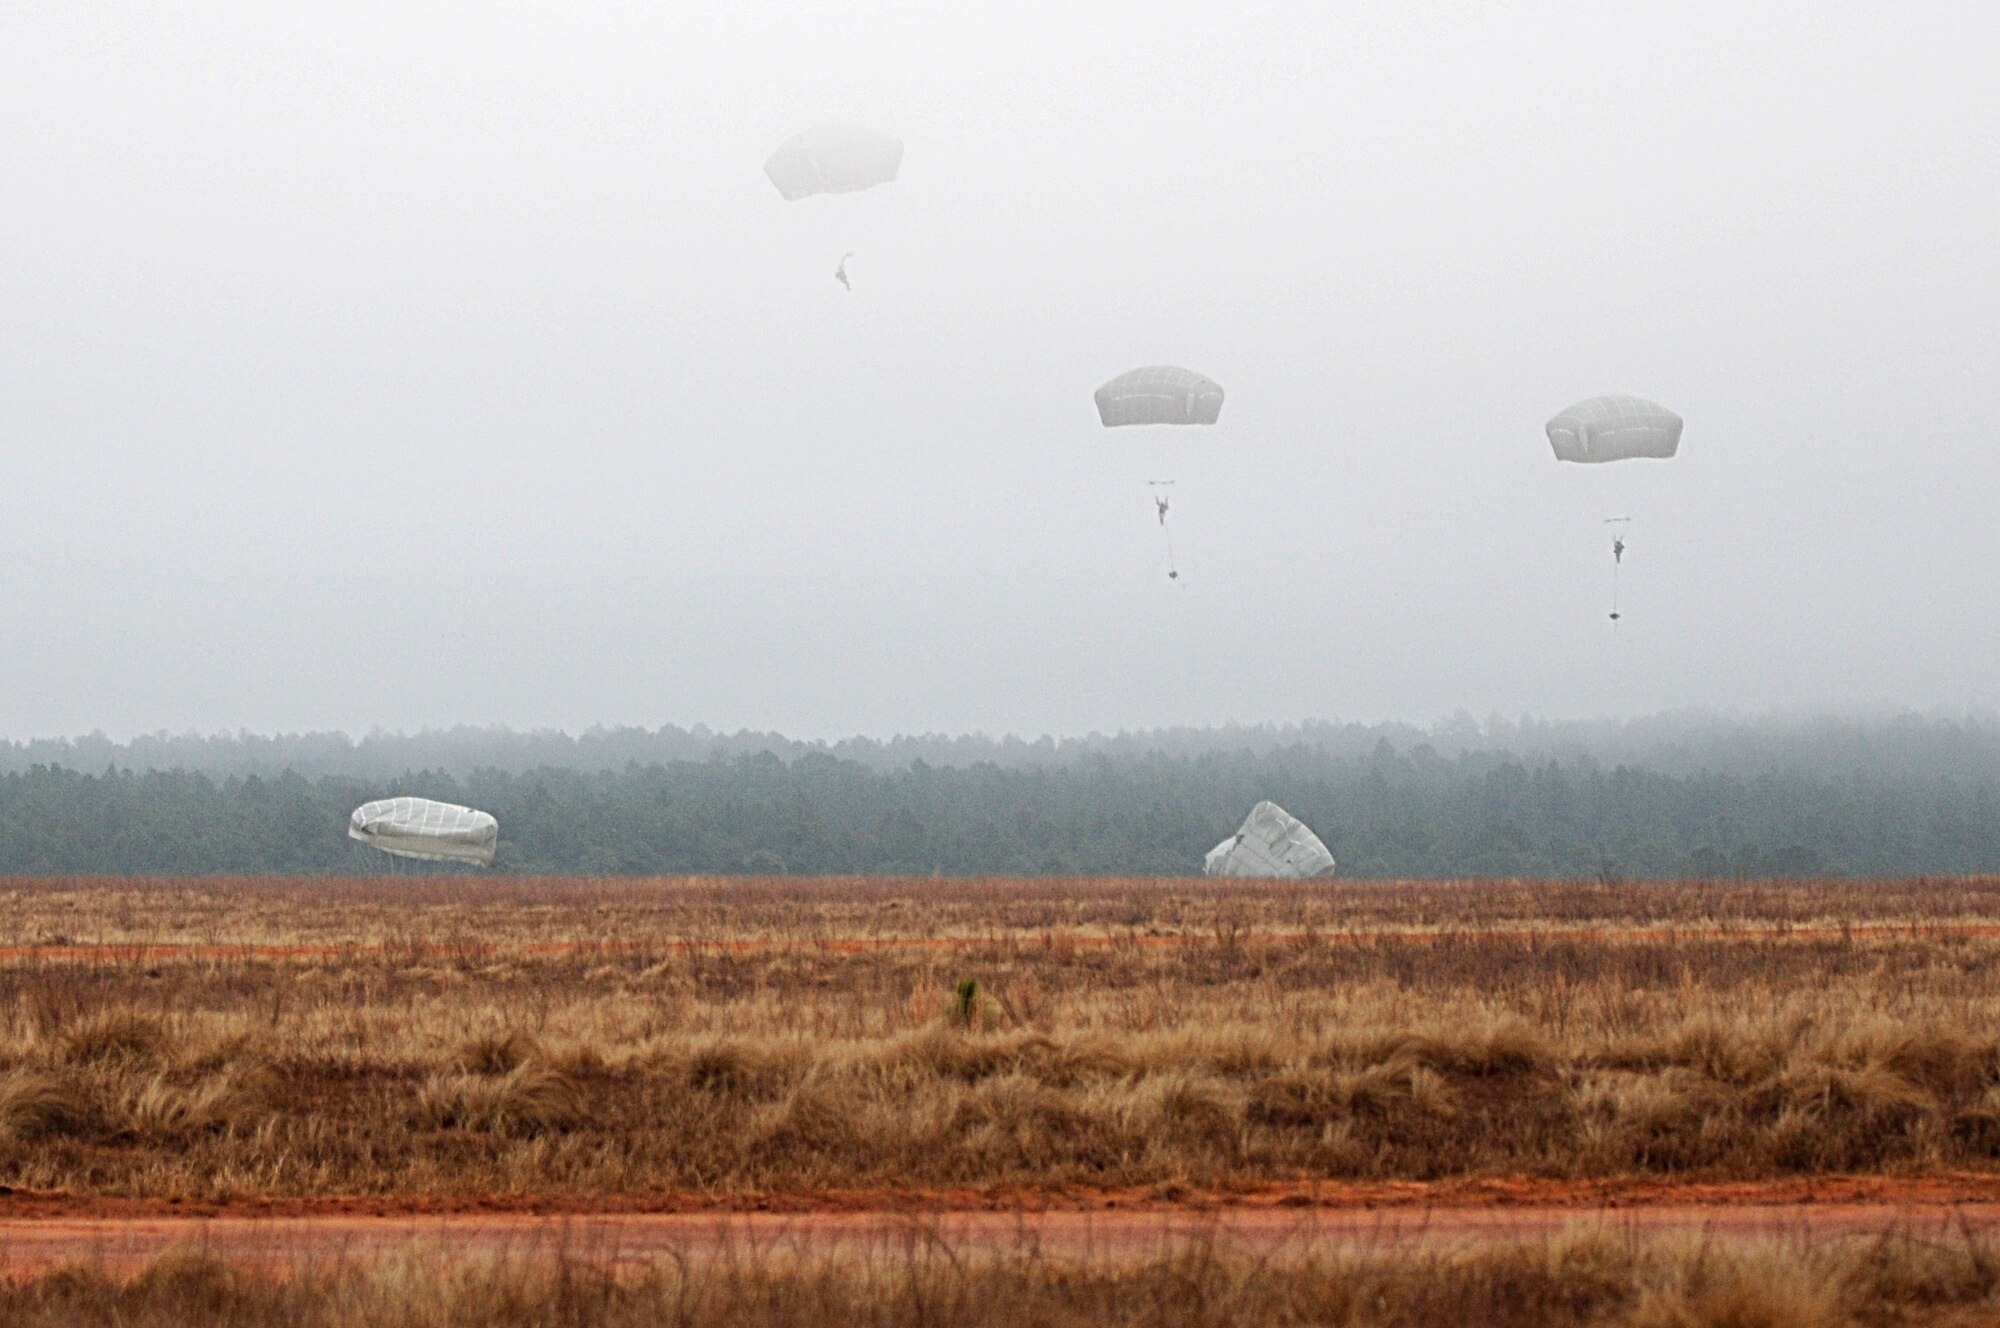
[1149,481,1181,583]
[1605,517,1631,627]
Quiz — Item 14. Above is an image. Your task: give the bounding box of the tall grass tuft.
[60,1011,164,1067]
[415,1063,587,1138]
[454,1031,541,1077]
[0,1071,98,1142]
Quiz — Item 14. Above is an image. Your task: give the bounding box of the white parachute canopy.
[1095,367,1225,427]
[764,124,903,201]
[1545,394,1683,464]
[1203,801,1336,879]
[348,797,498,867]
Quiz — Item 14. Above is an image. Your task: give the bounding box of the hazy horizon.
[6,700,2000,752]
[9,704,2000,779]
[4,3,1995,740]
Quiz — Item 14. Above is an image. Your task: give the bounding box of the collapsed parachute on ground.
[1203,801,1336,878]
[1545,394,1683,463]
[348,797,498,867]
[1095,367,1225,428]
[764,125,903,201]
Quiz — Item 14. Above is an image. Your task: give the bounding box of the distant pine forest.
[1,714,1997,877]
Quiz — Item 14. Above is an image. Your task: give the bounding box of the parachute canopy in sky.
[1545,394,1683,464]
[764,124,904,201]
[1095,367,1225,428]
[348,796,498,867]
[1203,801,1336,878]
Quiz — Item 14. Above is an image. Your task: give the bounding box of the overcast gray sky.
[1,1,1995,741]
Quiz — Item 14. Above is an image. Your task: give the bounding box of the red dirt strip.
[3,1178,2000,1275]
[3,919,1998,966]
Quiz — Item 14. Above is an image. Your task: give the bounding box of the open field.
[0,875,1998,1205]
[4,874,2000,1323]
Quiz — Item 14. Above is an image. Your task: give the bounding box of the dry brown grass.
[0,875,1998,1200]
[3,872,1999,951]
[5,1226,2000,1327]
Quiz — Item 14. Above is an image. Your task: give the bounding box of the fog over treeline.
[1,713,1997,878]
[6,712,2000,783]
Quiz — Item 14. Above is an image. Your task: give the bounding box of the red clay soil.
[4,1180,2000,1276]
[4,920,1998,966]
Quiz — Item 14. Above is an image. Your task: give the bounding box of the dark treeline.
[1,733,1996,877]
[8,712,2000,783]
